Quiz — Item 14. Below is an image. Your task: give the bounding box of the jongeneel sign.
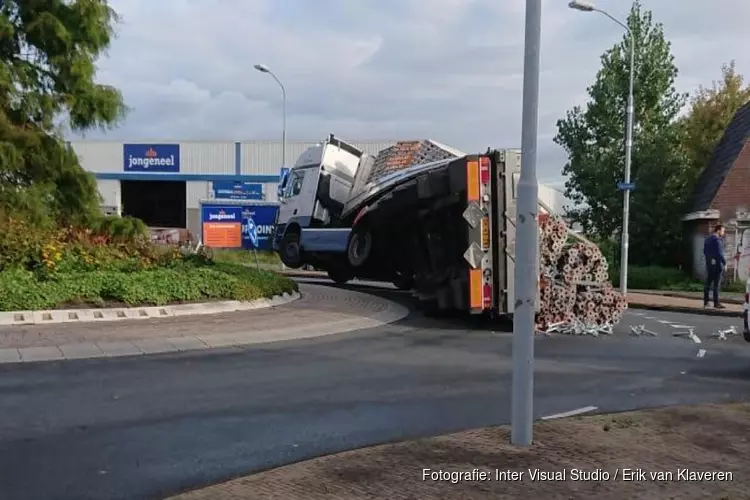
[123,144,180,172]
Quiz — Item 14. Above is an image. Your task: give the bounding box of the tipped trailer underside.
[296,150,524,316]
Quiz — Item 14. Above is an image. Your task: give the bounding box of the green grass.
[610,265,746,293]
[212,249,282,267]
[0,261,297,311]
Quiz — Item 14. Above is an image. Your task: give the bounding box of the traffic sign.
[244,216,259,248]
[617,182,636,191]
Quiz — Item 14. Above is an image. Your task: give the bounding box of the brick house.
[682,100,750,281]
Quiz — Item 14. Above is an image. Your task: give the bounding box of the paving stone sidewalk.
[627,292,744,317]
[0,284,409,364]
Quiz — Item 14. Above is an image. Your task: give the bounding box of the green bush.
[89,215,149,240]
[610,265,746,293]
[0,263,297,311]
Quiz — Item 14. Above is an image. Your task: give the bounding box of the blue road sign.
[244,215,259,248]
[617,182,636,191]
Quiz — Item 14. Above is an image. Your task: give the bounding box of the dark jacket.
[703,234,726,267]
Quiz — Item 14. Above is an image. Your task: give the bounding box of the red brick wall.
[710,139,750,221]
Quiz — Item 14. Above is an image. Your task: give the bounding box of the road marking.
[658,320,673,324]
[697,349,707,358]
[541,406,598,421]
[671,324,693,329]
[644,316,657,320]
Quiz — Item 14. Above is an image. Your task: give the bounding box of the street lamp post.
[511,0,542,447]
[568,0,635,296]
[254,64,287,170]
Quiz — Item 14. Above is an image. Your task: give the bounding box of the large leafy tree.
[678,61,750,197]
[554,1,687,267]
[0,0,126,226]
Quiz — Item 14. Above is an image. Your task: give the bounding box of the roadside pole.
[511,0,542,447]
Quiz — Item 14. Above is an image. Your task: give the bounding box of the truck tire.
[327,266,352,285]
[279,232,303,269]
[392,272,414,290]
[347,227,372,268]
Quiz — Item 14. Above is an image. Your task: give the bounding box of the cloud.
[73,0,750,182]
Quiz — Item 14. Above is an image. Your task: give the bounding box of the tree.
[0,0,126,226]
[678,61,750,195]
[554,0,687,267]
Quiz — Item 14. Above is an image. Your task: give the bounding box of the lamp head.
[254,64,270,73]
[568,0,595,12]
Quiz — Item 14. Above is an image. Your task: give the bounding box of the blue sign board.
[240,205,278,251]
[124,144,180,172]
[213,181,263,200]
[201,205,243,223]
[617,182,636,191]
[201,203,279,251]
[243,215,259,248]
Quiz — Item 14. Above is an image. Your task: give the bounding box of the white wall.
[96,179,120,206]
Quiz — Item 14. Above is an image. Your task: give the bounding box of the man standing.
[704,224,727,309]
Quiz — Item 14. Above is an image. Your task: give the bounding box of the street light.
[568,0,635,296]
[511,0,542,447]
[254,63,287,170]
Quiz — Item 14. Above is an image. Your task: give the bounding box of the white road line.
[658,320,673,324]
[697,349,707,358]
[692,334,702,345]
[541,406,598,421]
[644,316,657,320]
[671,324,693,329]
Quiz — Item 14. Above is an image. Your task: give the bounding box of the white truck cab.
[273,135,366,268]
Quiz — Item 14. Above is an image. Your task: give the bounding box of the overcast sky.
[77,0,750,185]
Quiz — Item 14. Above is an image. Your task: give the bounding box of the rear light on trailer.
[466,159,480,201]
[479,156,490,185]
[469,269,483,309]
[483,283,492,308]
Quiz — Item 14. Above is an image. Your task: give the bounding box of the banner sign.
[201,203,278,251]
[124,144,180,172]
[213,181,263,200]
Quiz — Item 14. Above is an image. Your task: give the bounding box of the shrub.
[611,265,745,293]
[0,217,184,275]
[0,263,298,311]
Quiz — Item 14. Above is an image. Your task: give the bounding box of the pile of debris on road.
[536,213,628,336]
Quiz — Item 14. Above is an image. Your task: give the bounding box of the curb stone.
[631,290,744,305]
[628,302,742,318]
[0,286,410,365]
[0,292,300,326]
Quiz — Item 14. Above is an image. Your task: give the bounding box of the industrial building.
[70,139,571,242]
[69,140,395,240]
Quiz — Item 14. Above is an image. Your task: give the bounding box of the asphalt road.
[0,282,749,500]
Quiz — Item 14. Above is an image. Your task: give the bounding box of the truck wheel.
[279,232,303,269]
[347,227,372,268]
[392,272,414,290]
[327,267,352,285]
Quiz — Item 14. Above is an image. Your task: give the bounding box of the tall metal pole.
[268,72,287,169]
[511,0,542,447]
[567,3,636,294]
[620,30,635,295]
[254,64,287,169]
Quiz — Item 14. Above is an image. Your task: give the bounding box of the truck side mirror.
[278,167,290,199]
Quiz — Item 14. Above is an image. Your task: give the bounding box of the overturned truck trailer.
[273,136,626,327]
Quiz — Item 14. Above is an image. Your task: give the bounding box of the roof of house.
[688,100,750,213]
